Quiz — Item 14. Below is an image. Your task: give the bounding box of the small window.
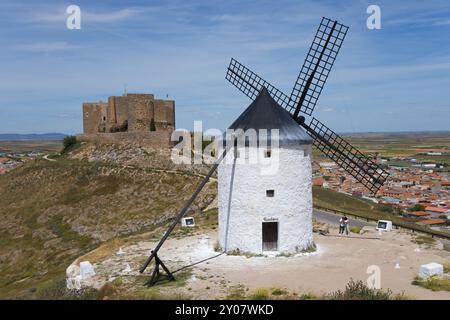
[264,149,271,158]
[266,189,274,197]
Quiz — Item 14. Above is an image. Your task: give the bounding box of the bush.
[249,288,269,300]
[350,226,361,234]
[412,276,450,292]
[62,135,77,153]
[326,279,402,300]
[409,204,425,212]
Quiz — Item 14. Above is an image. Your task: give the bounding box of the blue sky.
[0,0,449,134]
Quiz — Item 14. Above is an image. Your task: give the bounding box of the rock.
[419,263,444,278]
[122,263,132,274]
[80,261,96,279]
[66,264,82,290]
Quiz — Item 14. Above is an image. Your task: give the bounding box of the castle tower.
[218,88,314,254]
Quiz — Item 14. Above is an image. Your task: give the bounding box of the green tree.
[62,135,77,153]
[408,204,425,212]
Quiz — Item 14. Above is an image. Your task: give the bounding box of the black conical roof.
[228,87,312,146]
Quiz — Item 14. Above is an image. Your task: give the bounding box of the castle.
[82,93,175,134]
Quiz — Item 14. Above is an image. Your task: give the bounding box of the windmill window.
[266,189,274,197]
[264,149,271,158]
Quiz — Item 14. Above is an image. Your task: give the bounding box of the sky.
[0,0,450,134]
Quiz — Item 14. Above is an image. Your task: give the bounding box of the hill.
[0,142,216,298]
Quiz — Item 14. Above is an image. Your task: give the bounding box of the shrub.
[271,288,288,296]
[409,204,425,212]
[62,135,77,153]
[412,276,450,292]
[249,288,269,300]
[350,226,361,234]
[326,279,402,300]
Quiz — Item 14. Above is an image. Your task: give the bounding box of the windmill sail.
[291,17,348,117]
[226,58,291,109]
[225,17,388,193]
[299,117,389,193]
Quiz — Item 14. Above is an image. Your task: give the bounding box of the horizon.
[1,0,450,134]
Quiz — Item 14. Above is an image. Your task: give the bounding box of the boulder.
[419,262,444,278]
[66,264,82,290]
[80,261,96,279]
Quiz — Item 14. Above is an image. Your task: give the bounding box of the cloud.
[16,41,82,52]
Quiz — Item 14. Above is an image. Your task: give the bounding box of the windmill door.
[262,222,278,251]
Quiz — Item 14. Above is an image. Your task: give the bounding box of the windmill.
[140,17,389,285]
[226,17,389,194]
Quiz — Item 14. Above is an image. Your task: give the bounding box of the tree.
[62,135,77,153]
[408,204,425,212]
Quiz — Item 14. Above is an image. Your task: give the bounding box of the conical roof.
[228,87,312,146]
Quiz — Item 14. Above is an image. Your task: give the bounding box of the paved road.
[313,209,376,228]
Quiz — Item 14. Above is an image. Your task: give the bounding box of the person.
[343,215,349,235]
[339,216,345,234]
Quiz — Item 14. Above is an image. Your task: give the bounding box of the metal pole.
[140,140,234,273]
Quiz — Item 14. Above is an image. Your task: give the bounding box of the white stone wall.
[218,145,313,254]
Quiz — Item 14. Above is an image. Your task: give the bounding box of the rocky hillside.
[0,142,216,298]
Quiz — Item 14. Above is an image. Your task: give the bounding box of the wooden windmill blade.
[291,17,349,118]
[226,58,292,110]
[298,117,389,193]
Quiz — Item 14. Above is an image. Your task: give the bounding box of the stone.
[66,264,82,290]
[419,263,444,278]
[80,261,96,279]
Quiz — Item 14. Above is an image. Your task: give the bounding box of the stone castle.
[83,93,175,134]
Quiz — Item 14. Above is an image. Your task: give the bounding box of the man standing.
[339,216,345,234]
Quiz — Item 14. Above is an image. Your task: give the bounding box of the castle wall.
[107,96,129,131]
[127,94,154,132]
[83,102,108,134]
[83,92,175,136]
[77,131,173,149]
[154,99,175,130]
[218,145,313,254]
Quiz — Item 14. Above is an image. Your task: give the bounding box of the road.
[313,209,376,228]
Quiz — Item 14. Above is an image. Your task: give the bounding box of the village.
[313,154,450,232]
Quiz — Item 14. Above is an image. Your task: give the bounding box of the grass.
[0,143,216,299]
[412,276,450,292]
[325,279,409,300]
[350,226,362,234]
[412,235,436,246]
[248,288,270,300]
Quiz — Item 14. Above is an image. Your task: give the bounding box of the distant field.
[341,131,450,157]
[0,140,62,154]
[313,132,450,166]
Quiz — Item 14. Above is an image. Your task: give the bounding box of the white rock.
[66,264,82,290]
[122,263,132,274]
[117,247,125,255]
[80,261,96,279]
[395,262,400,269]
[419,263,444,278]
